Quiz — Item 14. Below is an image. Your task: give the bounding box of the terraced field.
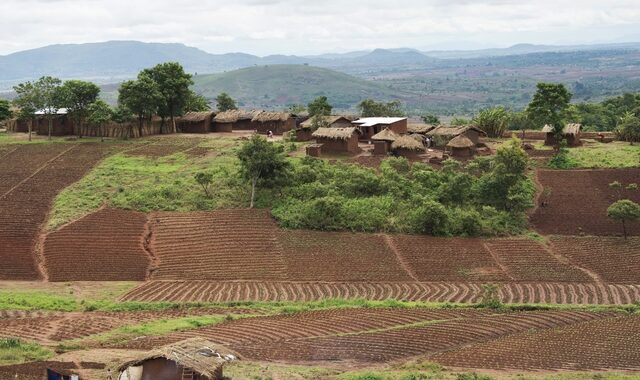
[120,281,640,304]
[42,208,150,281]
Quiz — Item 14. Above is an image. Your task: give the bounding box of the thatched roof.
[214,109,260,123]
[371,128,400,141]
[312,127,359,140]
[300,115,352,129]
[407,124,436,134]
[447,134,475,148]
[427,125,486,137]
[118,338,238,379]
[409,133,424,142]
[541,123,582,136]
[392,135,425,151]
[353,117,407,127]
[252,111,292,123]
[180,111,215,123]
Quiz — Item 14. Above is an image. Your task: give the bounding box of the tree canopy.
[58,80,100,138]
[607,199,640,239]
[142,62,193,131]
[526,82,572,138]
[421,113,440,125]
[357,99,404,117]
[86,100,112,141]
[216,92,237,112]
[184,91,211,112]
[616,112,640,144]
[0,99,12,122]
[118,76,162,137]
[308,96,332,117]
[472,106,509,138]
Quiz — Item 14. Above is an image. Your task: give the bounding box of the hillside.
[191,64,405,109]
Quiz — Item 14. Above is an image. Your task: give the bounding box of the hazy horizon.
[1,0,639,56]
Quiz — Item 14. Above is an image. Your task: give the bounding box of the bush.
[410,200,449,236]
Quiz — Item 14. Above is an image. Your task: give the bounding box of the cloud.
[0,0,639,55]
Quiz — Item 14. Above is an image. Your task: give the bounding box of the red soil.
[0,144,113,280]
[120,281,640,305]
[279,230,412,281]
[531,168,640,235]
[43,208,150,281]
[550,236,640,284]
[484,239,592,282]
[149,209,287,280]
[391,235,510,282]
[432,314,640,371]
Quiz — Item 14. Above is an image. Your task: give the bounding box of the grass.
[0,338,53,365]
[47,137,247,230]
[559,141,640,169]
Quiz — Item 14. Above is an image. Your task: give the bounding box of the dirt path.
[382,234,420,282]
[528,168,545,218]
[482,242,516,281]
[143,213,158,280]
[544,240,604,286]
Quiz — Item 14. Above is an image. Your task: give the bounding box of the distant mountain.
[191,65,406,109]
[422,42,640,59]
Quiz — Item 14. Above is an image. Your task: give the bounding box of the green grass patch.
[47,138,248,230]
[561,142,640,169]
[0,338,53,365]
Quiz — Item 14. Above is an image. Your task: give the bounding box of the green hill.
[192,65,405,110]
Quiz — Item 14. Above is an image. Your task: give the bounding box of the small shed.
[213,110,261,132]
[252,111,296,135]
[312,127,361,154]
[391,135,425,158]
[177,112,215,133]
[426,125,486,147]
[353,117,408,140]
[446,135,476,157]
[542,123,582,147]
[371,128,400,155]
[117,338,238,380]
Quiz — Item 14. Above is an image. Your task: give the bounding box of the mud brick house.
[371,128,400,155]
[312,127,361,154]
[34,108,76,136]
[213,109,261,132]
[542,123,582,147]
[392,135,425,158]
[353,117,408,141]
[296,115,354,141]
[252,111,296,135]
[118,338,237,380]
[177,111,215,133]
[426,125,486,147]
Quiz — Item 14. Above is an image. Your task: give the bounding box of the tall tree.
[526,82,572,143]
[142,62,193,133]
[616,112,640,144]
[237,135,290,208]
[307,96,332,117]
[216,92,237,112]
[118,76,162,138]
[0,99,12,125]
[12,81,42,141]
[59,80,100,138]
[472,106,509,138]
[35,76,63,140]
[357,99,404,117]
[86,100,112,142]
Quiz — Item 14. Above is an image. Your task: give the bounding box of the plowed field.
[120,281,640,305]
[149,210,287,280]
[531,168,640,235]
[279,230,411,281]
[432,314,640,371]
[391,235,509,281]
[551,236,640,284]
[42,208,150,281]
[0,144,113,280]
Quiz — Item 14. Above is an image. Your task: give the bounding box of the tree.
[526,82,572,144]
[59,80,100,138]
[288,104,306,114]
[86,100,112,142]
[216,92,237,112]
[237,135,290,208]
[142,62,193,133]
[0,99,12,124]
[307,96,332,117]
[472,106,509,138]
[357,99,404,117]
[450,117,471,126]
[118,76,162,138]
[12,81,42,141]
[184,91,210,112]
[607,200,640,239]
[421,113,440,125]
[194,172,214,198]
[616,112,640,144]
[35,76,64,140]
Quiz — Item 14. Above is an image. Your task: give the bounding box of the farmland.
[0,133,639,378]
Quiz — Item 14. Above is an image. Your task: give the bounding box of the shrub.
[410,200,449,236]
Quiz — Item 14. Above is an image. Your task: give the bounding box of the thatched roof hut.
[118,338,238,380]
[252,111,295,135]
[312,127,361,154]
[214,109,260,123]
[177,111,215,133]
[426,125,486,146]
[312,127,360,140]
[252,111,292,123]
[392,135,425,152]
[299,115,352,130]
[541,123,582,146]
[371,128,400,142]
[446,135,476,157]
[407,124,436,134]
[180,111,215,123]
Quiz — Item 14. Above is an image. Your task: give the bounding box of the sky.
[1,0,640,56]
